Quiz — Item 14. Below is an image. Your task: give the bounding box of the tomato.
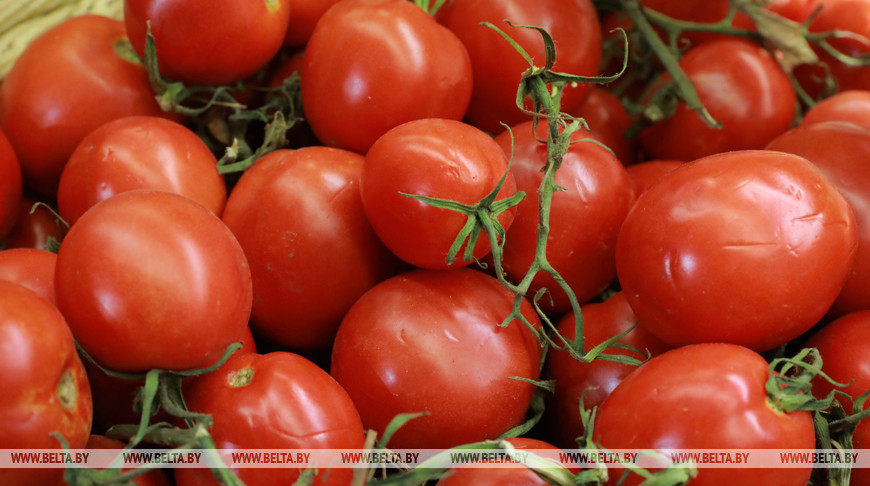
[283,0,342,46]
[806,310,870,408]
[437,0,602,135]
[362,118,517,269]
[624,159,683,200]
[54,190,252,372]
[616,150,857,351]
[58,116,226,225]
[802,0,870,96]
[572,86,638,166]
[330,268,541,449]
[435,437,579,485]
[0,15,170,197]
[85,435,173,486]
[0,248,56,304]
[765,121,870,317]
[124,0,291,85]
[222,147,404,350]
[174,351,365,486]
[493,120,634,314]
[1,195,65,251]
[0,280,92,486]
[638,38,796,161]
[593,343,815,486]
[543,292,671,449]
[800,89,870,129]
[302,0,473,154]
[854,418,870,486]
[0,129,21,240]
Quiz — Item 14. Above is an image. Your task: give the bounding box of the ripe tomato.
[174,351,365,486]
[625,160,683,200]
[330,268,541,449]
[854,418,870,486]
[125,0,291,85]
[0,248,56,304]
[437,0,602,134]
[806,310,870,408]
[800,90,870,129]
[362,118,517,269]
[86,435,172,486]
[544,292,671,449]
[0,15,170,197]
[616,150,857,351]
[221,147,404,350]
[572,86,638,166]
[802,0,870,95]
[638,38,796,161]
[0,129,21,240]
[1,195,65,251]
[302,0,472,154]
[494,120,634,314]
[283,0,342,46]
[0,280,93,486]
[435,438,579,486]
[54,190,252,372]
[594,343,815,486]
[58,116,226,225]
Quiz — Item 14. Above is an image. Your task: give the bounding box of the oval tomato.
[0,129,21,240]
[616,150,857,351]
[55,190,252,372]
[0,248,56,304]
[800,90,870,129]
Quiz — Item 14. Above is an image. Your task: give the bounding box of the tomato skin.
[854,418,870,486]
[362,118,517,269]
[494,120,634,314]
[800,90,870,129]
[55,190,252,372]
[302,0,472,154]
[0,248,56,304]
[125,0,291,85]
[222,147,404,350]
[437,0,601,135]
[0,280,93,486]
[0,129,21,240]
[572,86,638,166]
[435,438,578,485]
[594,343,814,486]
[174,351,365,486]
[616,150,857,351]
[638,38,796,161]
[58,116,226,225]
[330,268,541,450]
[803,0,870,95]
[1,196,64,251]
[625,160,683,200]
[283,0,342,46]
[805,310,870,407]
[0,15,170,197]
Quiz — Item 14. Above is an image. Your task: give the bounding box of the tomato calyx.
[412,0,447,17]
[765,347,847,414]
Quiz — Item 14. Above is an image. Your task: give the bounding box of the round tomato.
[58,116,226,225]
[1,195,65,250]
[437,0,602,134]
[594,343,815,486]
[806,310,870,408]
[0,248,56,304]
[330,268,541,450]
[616,150,857,351]
[302,0,472,154]
[221,147,404,350]
[54,190,252,372]
[802,0,870,96]
[0,15,170,197]
[0,280,92,486]
[435,438,579,485]
[572,86,638,166]
[638,38,796,161]
[0,129,21,240]
[125,0,291,85]
[174,351,365,486]
[624,159,683,200]
[362,118,517,269]
[800,89,870,129]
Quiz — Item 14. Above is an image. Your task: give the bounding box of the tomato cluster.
[2,0,870,485]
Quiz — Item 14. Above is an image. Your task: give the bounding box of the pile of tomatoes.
[2,0,870,485]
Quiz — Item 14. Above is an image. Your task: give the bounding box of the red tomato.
[802,0,870,96]
[124,0,291,85]
[806,310,870,408]
[58,116,226,225]
[0,280,92,486]
[174,351,365,486]
[0,15,170,197]
[625,159,683,200]
[0,129,21,240]
[800,90,870,129]
[283,0,342,46]
[302,0,472,153]
[85,435,172,486]
[616,150,857,351]
[544,292,671,449]
[854,418,870,486]
[594,343,815,486]
[437,0,602,134]
[494,120,634,314]
[54,190,252,372]
[330,268,542,449]
[638,38,796,161]
[572,86,638,166]
[1,195,65,250]
[221,147,404,350]
[435,437,580,485]
[362,118,517,269]
[765,121,870,317]
[0,248,56,304]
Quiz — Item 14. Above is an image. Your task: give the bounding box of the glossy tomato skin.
[494,120,634,314]
[544,292,671,449]
[58,116,226,225]
[174,351,365,486]
[616,150,857,351]
[125,0,291,85]
[330,268,542,450]
[0,248,56,304]
[0,15,170,197]
[302,0,472,154]
[0,129,21,240]
[1,195,64,250]
[638,38,796,161]
[362,118,517,269]
[55,190,252,372]
[800,90,870,129]
[222,147,404,350]
[594,343,815,486]
[0,280,92,486]
[437,0,601,135]
[572,86,638,166]
[435,438,578,485]
[765,121,870,317]
[806,310,870,409]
